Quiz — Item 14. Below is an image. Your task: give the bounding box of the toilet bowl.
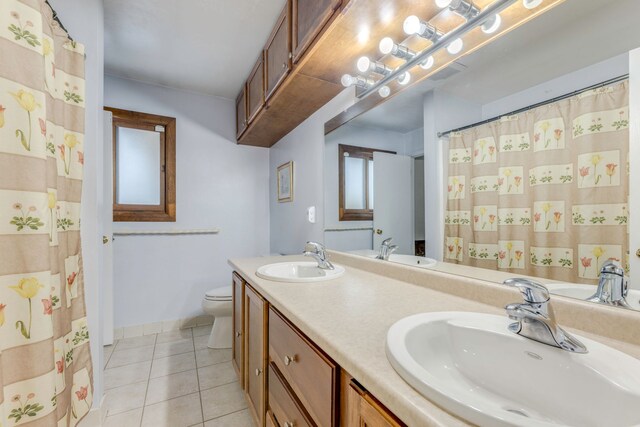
[201,286,233,349]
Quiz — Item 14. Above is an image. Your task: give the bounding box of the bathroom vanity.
[229,252,640,427]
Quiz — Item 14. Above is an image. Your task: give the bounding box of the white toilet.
[201,286,233,349]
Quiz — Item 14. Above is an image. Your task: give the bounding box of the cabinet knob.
[255,368,262,376]
[235,331,241,337]
[282,63,287,69]
[284,422,295,427]
[375,229,383,235]
[284,355,297,366]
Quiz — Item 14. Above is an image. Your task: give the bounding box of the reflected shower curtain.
[445,81,629,284]
[0,1,93,426]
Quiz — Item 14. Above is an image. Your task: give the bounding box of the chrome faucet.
[376,237,399,261]
[504,278,587,353]
[303,241,334,270]
[587,260,631,309]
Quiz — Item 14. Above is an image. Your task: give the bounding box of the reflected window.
[106,107,176,222]
[339,144,394,221]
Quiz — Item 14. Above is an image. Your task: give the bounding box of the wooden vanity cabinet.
[265,1,292,101]
[268,362,314,427]
[244,285,268,427]
[342,375,405,427]
[247,53,266,124]
[291,0,342,63]
[232,273,244,387]
[235,85,247,138]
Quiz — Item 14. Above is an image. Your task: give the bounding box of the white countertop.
[229,253,640,426]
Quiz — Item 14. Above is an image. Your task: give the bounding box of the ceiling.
[104,0,286,99]
[350,0,640,133]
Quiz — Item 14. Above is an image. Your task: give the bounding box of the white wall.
[49,0,105,407]
[104,76,270,328]
[270,88,356,255]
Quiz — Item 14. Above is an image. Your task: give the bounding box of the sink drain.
[506,408,530,418]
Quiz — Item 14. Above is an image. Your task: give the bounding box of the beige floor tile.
[104,407,143,427]
[151,352,197,379]
[203,409,255,427]
[194,335,210,350]
[200,382,247,422]
[104,345,116,368]
[195,348,232,368]
[156,329,193,344]
[116,334,157,351]
[192,325,212,338]
[154,338,194,359]
[107,345,155,369]
[105,361,152,390]
[141,392,203,427]
[198,361,237,391]
[104,381,147,416]
[145,369,200,405]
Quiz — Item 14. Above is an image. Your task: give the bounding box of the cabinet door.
[343,379,404,427]
[265,1,291,101]
[292,0,341,63]
[245,285,268,427]
[232,273,245,387]
[247,53,266,124]
[236,85,247,138]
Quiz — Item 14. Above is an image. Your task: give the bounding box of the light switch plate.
[307,206,316,223]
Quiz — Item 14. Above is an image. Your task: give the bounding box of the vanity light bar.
[357,0,519,99]
[441,0,481,20]
[341,74,375,89]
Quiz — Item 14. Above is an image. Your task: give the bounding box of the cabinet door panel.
[232,273,244,387]
[292,0,341,62]
[265,2,291,100]
[236,86,247,138]
[247,54,266,123]
[245,285,268,427]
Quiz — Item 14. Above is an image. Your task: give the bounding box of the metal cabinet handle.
[284,355,297,366]
[284,422,295,427]
[235,331,241,337]
[255,368,262,376]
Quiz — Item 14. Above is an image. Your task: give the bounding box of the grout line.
[203,407,248,423]
[139,333,158,426]
[192,328,206,426]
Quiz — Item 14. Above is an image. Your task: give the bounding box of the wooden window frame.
[338,144,395,221]
[106,107,176,222]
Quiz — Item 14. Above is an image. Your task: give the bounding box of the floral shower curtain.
[445,80,629,284]
[0,1,93,426]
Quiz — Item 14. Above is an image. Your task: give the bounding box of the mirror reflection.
[324,0,640,310]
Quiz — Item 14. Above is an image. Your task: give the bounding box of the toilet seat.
[205,286,232,301]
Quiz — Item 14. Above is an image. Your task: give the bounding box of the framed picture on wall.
[277,161,294,203]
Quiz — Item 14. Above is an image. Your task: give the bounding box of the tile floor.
[103,325,256,427]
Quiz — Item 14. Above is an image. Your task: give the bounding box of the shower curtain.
[445,80,629,284]
[0,1,93,426]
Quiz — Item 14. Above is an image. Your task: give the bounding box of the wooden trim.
[338,144,394,221]
[105,107,176,222]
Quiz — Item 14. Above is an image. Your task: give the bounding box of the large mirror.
[324,0,640,311]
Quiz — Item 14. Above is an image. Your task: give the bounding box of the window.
[339,144,394,221]
[106,107,176,222]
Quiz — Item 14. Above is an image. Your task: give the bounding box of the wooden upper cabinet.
[292,0,341,63]
[247,53,266,124]
[265,1,292,101]
[236,85,247,138]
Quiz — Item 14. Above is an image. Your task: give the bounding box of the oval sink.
[256,261,345,283]
[386,312,640,427]
[546,283,640,311]
[387,254,437,269]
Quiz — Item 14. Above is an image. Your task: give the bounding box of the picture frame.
[277,161,294,203]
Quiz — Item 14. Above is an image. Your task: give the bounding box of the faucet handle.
[504,278,549,304]
[381,237,393,247]
[304,241,325,254]
[600,260,624,277]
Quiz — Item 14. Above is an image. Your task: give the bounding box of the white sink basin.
[386,312,640,427]
[546,283,640,311]
[349,250,437,269]
[256,261,345,283]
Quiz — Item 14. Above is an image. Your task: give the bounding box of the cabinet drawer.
[268,363,312,427]
[269,307,338,427]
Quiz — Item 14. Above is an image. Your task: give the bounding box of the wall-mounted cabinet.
[265,2,292,101]
[235,85,247,139]
[292,0,341,63]
[247,54,266,124]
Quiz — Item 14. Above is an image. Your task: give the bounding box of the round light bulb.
[420,56,435,70]
[341,74,354,87]
[379,37,395,55]
[523,0,543,9]
[435,0,453,8]
[447,38,464,55]
[357,56,371,73]
[378,86,391,98]
[403,15,421,35]
[481,14,501,34]
[398,72,411,86]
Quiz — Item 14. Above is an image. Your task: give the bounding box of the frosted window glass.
[345,157,366,209]
[116,127,161,205]
[368,159,374,209]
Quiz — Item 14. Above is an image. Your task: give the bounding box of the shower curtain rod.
[44,0,74,42]
[437,74,629,138]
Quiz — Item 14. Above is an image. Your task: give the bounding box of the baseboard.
[78,395,106,426]
[114,315,214,340]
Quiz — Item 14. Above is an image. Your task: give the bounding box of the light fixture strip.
[358,0,518,99]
